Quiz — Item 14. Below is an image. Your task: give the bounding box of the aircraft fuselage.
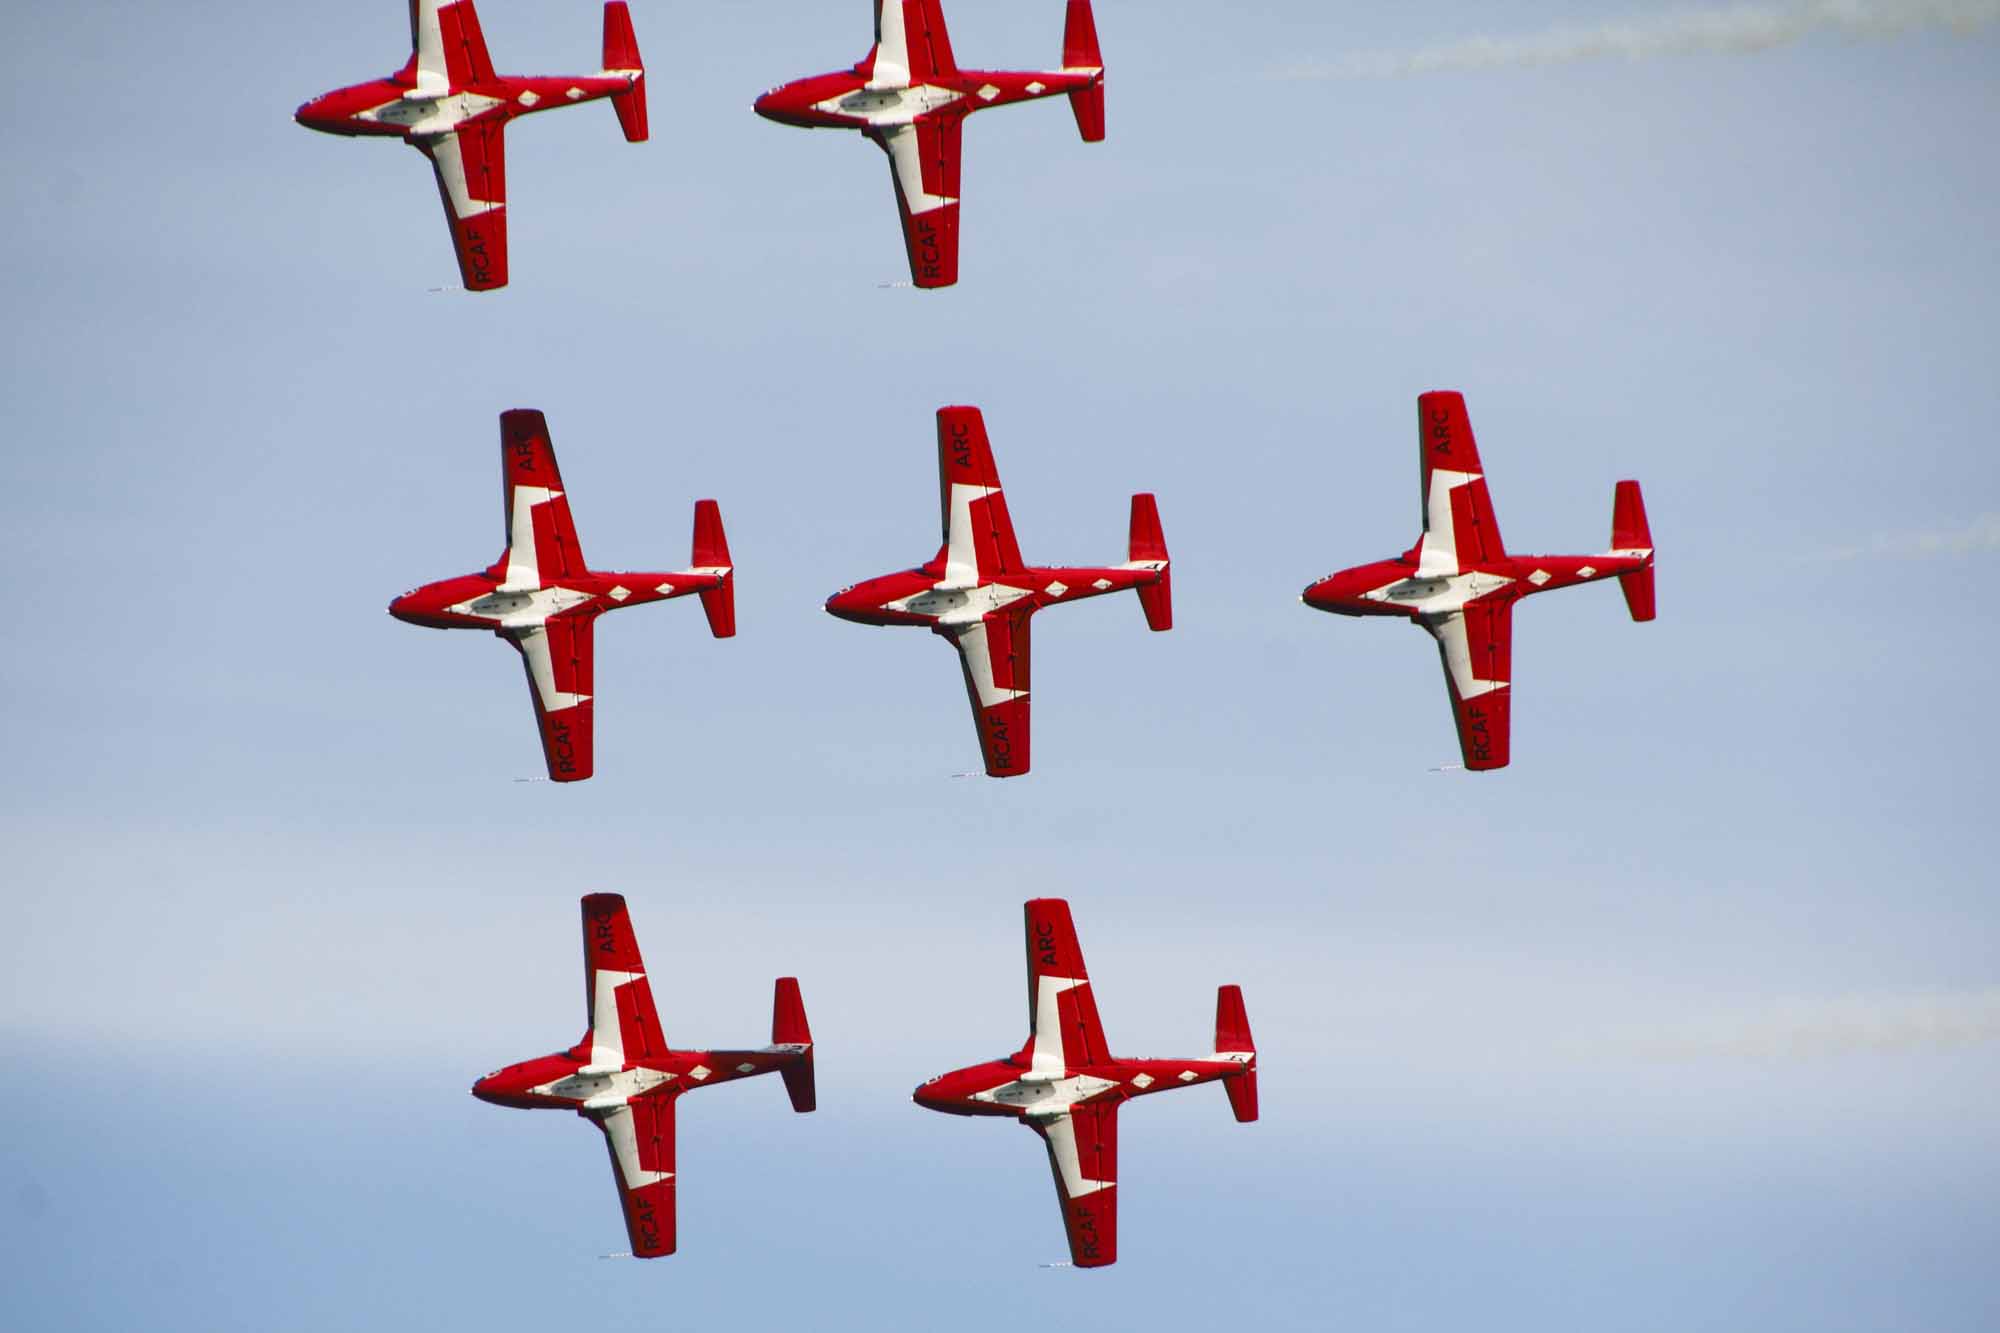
[826,553,1166,630]
[914,1052,1252,1120]
[754,66,1094,132]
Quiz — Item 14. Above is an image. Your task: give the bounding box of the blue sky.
[3,2,1997,1329]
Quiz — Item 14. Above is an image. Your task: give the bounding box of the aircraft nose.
[388,591,416,620]
[753,86,809,125]
[824,586,865,621]
[471,1071,501,1103]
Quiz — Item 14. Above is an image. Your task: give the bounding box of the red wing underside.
[875,115,962,288]
[411,0,498,87]
[951,613,1030,777]
[594,1097,677,1257]
[1427,599,1513,770]
[936,406,1025,578]
[579,893,666,1062]
[510,616,595,781]
[1032,1104,1118,1267]
[877,0,959,81]
[499,410,586,580]
[1023,898,1111,1067]
[1417,390,1505,566]
[419,122,508,291]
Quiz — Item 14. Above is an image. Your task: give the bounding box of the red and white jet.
[913,899,1258,1268]
[824,406,1171,778]
[1301,391,1657,770]
[295,0,648,290]
[752,1,1106,288]
[389,409,734,782]
[473,894,815,1258]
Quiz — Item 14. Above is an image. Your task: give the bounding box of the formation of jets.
[301,0,1671,1276]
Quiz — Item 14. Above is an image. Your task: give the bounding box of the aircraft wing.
[579,893,667,1064]
[872,115,962,288]
[411,0,498,89]
[1029,1104,1118,1267]
[418,122,508,291]
[498,410,587,583]
[1415,390,1505,569]
[1023,897,1111,1068]
[1423,597,1513,770]
[948,612,1029,777]
[874,0,959,84]
[936,406,1024,581]
[591,1096,677,1257]
[509,617,595,782]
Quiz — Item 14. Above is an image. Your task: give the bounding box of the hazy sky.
[3,3,1997,1329]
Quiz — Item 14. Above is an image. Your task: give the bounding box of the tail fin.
[1128,493,1171,631]
[603,2,647,143]
[772,977,815,1113]
[690,499,735,638]
[1062,0,1105,142]
[1611,480,1655,622]
[1214,984,1258,1123]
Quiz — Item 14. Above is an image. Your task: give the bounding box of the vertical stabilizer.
[603,1,648,142]
[1611,480,1655,622]
[1128,493,1172,631]
[690,499,735,638]
[1214,984,1258,1123]
[772,977,816,1113]
[1062,0,1105,142]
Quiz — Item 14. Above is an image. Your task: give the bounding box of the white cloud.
[1578,989,2000,1060]
[1280,1,2000,79]
[1816,512,2000,560]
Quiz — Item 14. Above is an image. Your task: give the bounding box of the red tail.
[1214,985,1258,1123]
[690,499,734,638]
[1128,493,1171,631]
[603,2,647,142]
[1062,0,1105,142]
[1611,480,1655,622]
[771,977,815,1113]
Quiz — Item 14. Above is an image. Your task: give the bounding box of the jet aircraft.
[824,405,1170,778]
[913,899,1257,1268]
[753,0,1106,288]
[1301,391,1656,770]
[295,0,648,290]
[389,409,734,782]
[472,894,815,1258]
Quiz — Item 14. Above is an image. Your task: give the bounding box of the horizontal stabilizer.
[1062,2,1105,141]
[1611,480,1655,622]
[603,2,648,142]
[772,977,816,1113]
[691,499,735,638]
[1128,493,1171,631]
[1214,984,1258,1122]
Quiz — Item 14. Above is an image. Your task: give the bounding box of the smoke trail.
[1279,1,2000,79]
[1814,512,2000,561]
[1603,990,2000,1061]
